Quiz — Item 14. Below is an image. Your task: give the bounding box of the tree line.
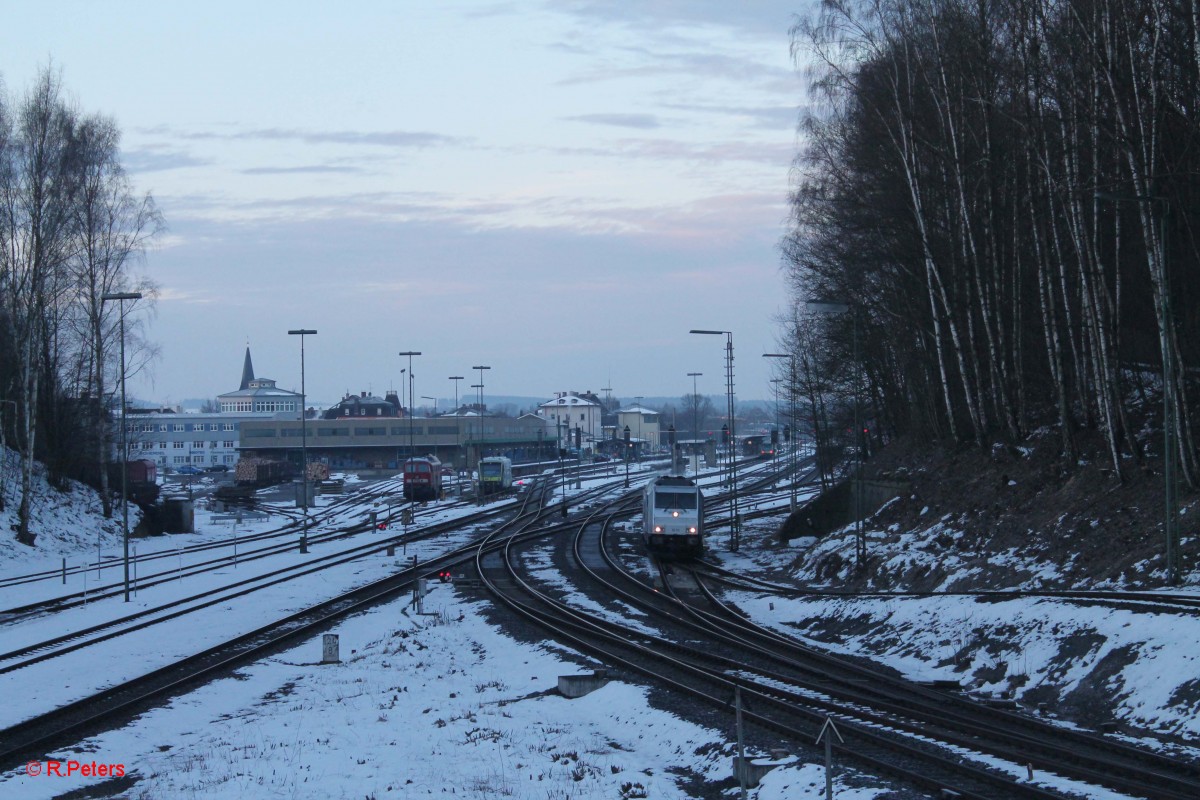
[776,0,1200,487]
[0,68,161,544]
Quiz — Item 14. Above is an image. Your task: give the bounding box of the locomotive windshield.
[481,463,502,477]
[654,491,697,510]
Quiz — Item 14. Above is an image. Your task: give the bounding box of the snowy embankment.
[722,518,1200,752]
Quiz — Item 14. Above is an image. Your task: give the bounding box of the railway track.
[0,500,517,677]
[0,469,634,770]
[692,559,1200,615]
[471,478,1200,799]
[0,482,475,620]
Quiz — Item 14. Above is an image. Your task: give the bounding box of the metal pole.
[119,305,129,598]
[1160,206,1179,585]
[560,419,567,517]
[103,291,141,602]
[726,333,739,551]
[634,396,642,461]
[790,356,798,510]
[449,376,463,468]
[735,685,747,800]
[824,732,834,800]
[770,378,781,467]
[399,352,421,465]
[471,365,490,471]
[690,329,738,550]
[624,425,630,488]
[289,329,317,554]
[301,336,308,553]
[1096,191,1179,584]
[688,372,702,457]
[854,309,864,570]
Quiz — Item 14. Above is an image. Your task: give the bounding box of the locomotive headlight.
[671,510,679,518]
[653,525,663,533]
[688,526,697,534]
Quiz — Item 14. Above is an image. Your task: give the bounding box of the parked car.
[205,464,230,473]
[175,465,201,475]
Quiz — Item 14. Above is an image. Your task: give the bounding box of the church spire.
[239,347,255,390]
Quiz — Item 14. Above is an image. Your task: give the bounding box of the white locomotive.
[642,474,705,557]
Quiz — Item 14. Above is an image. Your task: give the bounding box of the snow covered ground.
[2,448,1198,798]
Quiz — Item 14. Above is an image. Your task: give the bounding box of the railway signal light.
[437,570,453,583]
[783,425,791,442]
[770,429,779,445]
[377,522,387,530]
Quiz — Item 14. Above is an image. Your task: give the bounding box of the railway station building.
[536,391,604,452]
[121,347,304,472]
[237,412,552,472]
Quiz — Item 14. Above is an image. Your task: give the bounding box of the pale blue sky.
[4,1,810,407]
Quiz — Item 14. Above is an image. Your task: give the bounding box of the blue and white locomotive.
[642,475,704,558]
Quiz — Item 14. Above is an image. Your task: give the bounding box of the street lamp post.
[691,329,739,551]
[805,300,864,570]
[1096,190,1178,584]
[399,351,421,463]
[288,328,317,554]
[103,291,142,601]
[449,376,464,467]
[764,353,799,511]
[421,396,437,417]
[471,365,490,470]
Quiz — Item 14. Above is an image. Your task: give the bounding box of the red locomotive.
[403,456,442,501]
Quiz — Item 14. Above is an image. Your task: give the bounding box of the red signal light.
[438,570,452,583]
[377,522,387,530]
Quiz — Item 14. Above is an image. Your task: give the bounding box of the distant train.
[235,458,292,488]
[742,435,774,458]
[642,474,704,558]
[478,456,513,496]
[403,456,443,501]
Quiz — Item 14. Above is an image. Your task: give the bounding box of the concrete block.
[557,670,609,698]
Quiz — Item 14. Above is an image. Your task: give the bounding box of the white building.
[123,347,304,471]
[218,348,303,414]
[537,391,603,449]
[617,404,661,450]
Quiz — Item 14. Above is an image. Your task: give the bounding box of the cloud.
[555,0,802,38]
[562,113,662,129]
[543,136,794,167]
[176,127,465,148]
[659,101,803,131]
[122,148,211,174]
[240,165,363,175]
